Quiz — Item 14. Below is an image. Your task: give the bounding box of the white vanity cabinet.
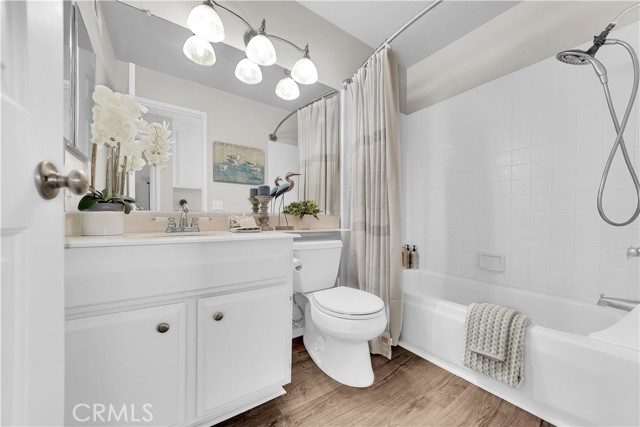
[197,285,290,416]
[64,233,295,427]
[65,303,187,427]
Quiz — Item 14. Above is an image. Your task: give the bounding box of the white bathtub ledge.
[589,306,640,351]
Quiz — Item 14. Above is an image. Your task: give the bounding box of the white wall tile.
[402,24,639,303]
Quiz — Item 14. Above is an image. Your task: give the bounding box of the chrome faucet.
[597,294,640,312]
[165,202,200,233]
[179,202,190,228]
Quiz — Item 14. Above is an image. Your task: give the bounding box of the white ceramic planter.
[81,204,125,236]
[299,215,313,230]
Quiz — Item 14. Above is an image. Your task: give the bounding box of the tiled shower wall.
[403,23,640,302]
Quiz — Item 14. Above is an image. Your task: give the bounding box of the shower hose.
[596,39,640,227]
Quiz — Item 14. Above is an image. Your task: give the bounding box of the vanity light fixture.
[187,1,225,43]
[245,20,277,66]
[275,69,300,100]
[291,45,318,85]
[235,57,262,85]
[182,1,319,100]
[183,34,217,66]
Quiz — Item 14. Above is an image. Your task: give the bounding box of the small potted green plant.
[283,200,321,230]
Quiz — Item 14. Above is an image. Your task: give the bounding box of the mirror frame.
[64,2,91,162]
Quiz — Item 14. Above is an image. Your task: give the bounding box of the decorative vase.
[81,203,125,236]
[299,215,313,230]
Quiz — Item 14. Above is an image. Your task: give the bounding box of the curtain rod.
[268,0,445,141]
[268,90,339,141]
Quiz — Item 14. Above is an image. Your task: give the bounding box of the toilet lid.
[312,287,385,316]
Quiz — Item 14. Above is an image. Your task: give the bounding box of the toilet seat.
[309,287,385,320]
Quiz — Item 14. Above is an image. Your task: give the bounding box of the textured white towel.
[463,303,530,388]
[466,303,517,362]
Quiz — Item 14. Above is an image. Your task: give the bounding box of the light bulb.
[275,73,299,100]
[246,34,277,66]
[187,3,225,43]
[291,56,318,85]
[183,35,216,67]
[235,58,262,85]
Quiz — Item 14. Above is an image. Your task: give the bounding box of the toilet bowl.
[293,240,387,387]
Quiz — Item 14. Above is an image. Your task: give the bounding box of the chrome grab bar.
[597,294,640,312]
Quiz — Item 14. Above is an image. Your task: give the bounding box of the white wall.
[403,23,640,303]
[135,65,298,213]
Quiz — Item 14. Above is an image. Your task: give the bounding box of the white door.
[1,0,65,425]
[65,304,186,426]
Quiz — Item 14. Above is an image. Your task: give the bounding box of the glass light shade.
[183,35,216,67]
[187,3,225,43]
[235,58,262,85]
[275,75,299,100]
[246,34,277,66]
[291,56,318,85]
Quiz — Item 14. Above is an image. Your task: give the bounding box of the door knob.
[35,161,88,200]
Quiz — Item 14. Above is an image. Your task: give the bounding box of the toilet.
[293,240,387,387]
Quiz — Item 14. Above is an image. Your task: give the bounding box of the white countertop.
[65,231,300,248]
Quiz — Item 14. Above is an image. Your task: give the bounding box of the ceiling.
[297,1,520,68]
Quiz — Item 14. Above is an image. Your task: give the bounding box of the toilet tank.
[293,240,343,293]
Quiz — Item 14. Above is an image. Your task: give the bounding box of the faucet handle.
[166,217,177,232]
[190,217,200,231]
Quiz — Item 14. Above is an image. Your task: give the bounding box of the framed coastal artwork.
[212,141,265,185]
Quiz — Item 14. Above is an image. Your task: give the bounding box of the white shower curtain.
[297,95,340,216]
[344,47,402,358]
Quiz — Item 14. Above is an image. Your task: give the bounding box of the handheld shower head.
[556,49,608,84]
[556,49,591,65]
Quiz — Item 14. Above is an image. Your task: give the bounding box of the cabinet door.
[65,303,186,426]
[197,285,291,415]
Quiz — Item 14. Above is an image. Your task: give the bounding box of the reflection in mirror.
[65,0,342,214]
[135,99,207,212]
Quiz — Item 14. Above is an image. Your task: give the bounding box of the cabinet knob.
[156,322,170,333]
[213,312,224,321]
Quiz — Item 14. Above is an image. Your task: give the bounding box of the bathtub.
[399,270,639,427]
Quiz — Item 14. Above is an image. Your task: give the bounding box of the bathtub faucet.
[597,294,640,312]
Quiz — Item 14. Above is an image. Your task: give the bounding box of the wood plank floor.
[217,338,552,427]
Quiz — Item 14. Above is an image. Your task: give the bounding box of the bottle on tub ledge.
[409,245,419,269]
[402,244,410,269]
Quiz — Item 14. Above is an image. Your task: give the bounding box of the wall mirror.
[64,0,95,162]
[64,0,342,215]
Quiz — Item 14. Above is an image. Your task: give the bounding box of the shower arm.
[596,39,640,227]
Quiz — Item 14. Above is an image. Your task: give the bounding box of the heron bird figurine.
[270,176,282,212]
[273,172,301,226]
